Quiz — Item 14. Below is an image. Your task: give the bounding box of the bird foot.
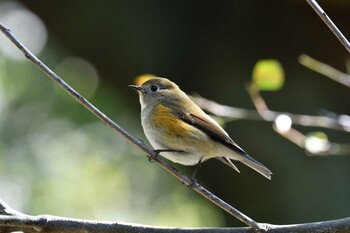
[182,178,197,189]
[148,150,162,162]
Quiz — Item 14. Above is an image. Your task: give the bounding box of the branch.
[306,0,350,54]
[1,199,350,233]
[299,54,350,88]
[190,95,350,133]
[0,24,267,231]
[245,83,350,156]
[0,197,241,233]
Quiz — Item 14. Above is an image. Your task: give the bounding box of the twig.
[299,54,350,88]
[0,24,266,231]
[0,199,22,216]
[1,199,350,233]
[190,95,350,133]
[246,83,350,156]
[306,0,350,54]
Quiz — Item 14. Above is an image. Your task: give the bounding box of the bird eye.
[150,85,159,92]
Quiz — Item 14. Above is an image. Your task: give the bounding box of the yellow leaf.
[252,59,284,91]
[134,74,156,86]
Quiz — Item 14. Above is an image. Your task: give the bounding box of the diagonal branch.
[299,54,350,88]
[306,0,350,54]
[0,24,265,231]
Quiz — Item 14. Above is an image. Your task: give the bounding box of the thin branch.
[0,199,22,216]
[192,91,350,155]
[189,95,350,133]
[0,24,266,231]
[306,0,350,54]
[299,54,350,88]
[0,199,350,233]
[246,83,350,156]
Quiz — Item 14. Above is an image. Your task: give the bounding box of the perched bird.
[129,78,272,180]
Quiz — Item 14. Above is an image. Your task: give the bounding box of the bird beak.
[128,85,142,92]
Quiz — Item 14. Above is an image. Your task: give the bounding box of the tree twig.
[0,23,267,232]
[299,54,350,88]
[0,198,22,216]
[1,199,350,233]
[190,95,350,133]
[245,83,350,156]
[306,0,350,54]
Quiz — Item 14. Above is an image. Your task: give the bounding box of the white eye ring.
[150,85,159,92]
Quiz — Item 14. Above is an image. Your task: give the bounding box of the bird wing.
[185,111,270,167]
[186,112,247,155]
[161,102,272,179]
[162,102,247,156]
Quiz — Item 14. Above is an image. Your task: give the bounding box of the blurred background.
[0,0,349,228]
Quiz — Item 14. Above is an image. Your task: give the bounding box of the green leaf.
[252,59,285,91]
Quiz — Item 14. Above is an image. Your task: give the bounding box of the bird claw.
[149,149,162,162]
[148,154,157,162]
[182,178,197,189]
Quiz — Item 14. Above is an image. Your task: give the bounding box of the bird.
[129,77,272,180]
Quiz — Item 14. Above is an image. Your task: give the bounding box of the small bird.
[129,78,272,180]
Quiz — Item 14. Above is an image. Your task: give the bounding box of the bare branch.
[245,83,350,156]
[299,54,350,88]
[0,23,266,231]
[189,95,350,133]
[191,85,350,156]
[0,198,22,216]
[0,199,350,233]
[306,0,350,53]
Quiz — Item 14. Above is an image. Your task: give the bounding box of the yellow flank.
[152,103,216,157]
[153,104,194,137]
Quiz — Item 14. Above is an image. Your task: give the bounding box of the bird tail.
[216,157,240,173]
[226,152,272,180]
[239,156,272,179]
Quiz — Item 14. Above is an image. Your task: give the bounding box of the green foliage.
[252,59,285,91]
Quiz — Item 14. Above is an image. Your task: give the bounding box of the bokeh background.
[0,0,349,228]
